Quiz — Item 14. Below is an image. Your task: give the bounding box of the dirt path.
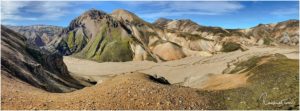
[64,46,299,88]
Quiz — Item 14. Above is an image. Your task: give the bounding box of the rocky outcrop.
[1,26,84,92]
[6,25,63,46]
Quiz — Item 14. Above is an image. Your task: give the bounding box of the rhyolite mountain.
[55,9,178,62]
[246,20,299,45]
[1,25,84,92]
[6,25,63,46]
[49,9,299,62]
[58,9,159,62]
[154,18,299,51]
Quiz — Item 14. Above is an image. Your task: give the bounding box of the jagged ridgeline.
[6,25,63,46]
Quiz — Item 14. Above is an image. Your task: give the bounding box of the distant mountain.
[1,25,84,92]
[6,25,63,46]
[155,18,299,51]
[47,9,298,62]
[245,20,299,45]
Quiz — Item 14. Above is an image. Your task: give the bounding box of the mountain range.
[7,9,298,63]
[6,25,63,46]
[5,9,299,63]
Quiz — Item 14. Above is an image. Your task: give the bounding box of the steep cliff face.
[1,26,84,92]
[6,25,63,46]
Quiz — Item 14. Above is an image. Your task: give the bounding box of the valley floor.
[65,46,299,89]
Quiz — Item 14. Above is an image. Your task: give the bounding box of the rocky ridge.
[1,25,84,92]
[6,25,63,46]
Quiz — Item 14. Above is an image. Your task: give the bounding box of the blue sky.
[1,1,299,29]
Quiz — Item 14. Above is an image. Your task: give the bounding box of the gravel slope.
[1,71,223,110]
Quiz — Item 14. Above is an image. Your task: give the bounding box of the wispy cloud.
[1,1,33,21]
[1,1,81,23]
[124,1,244,19]
[271,7,299,17]
[1,1,297,28]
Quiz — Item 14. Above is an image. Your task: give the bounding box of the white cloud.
[128,1,244,19]
[171,2,243,14]
[28,2,74,20]
[1,1,77,22]
[271,7,299,16]
[1,1,245,25]
[1,1,32,21]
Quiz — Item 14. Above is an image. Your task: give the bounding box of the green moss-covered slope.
[73,23,133,62]
[67,31,75,50]
[65,29,88,53]
[211,54,299,110]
